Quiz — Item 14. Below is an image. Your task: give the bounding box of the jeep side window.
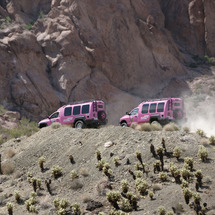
[130,108,139,115]
[73,106,81,115]
[149,103,157,113]
[142,104,149,113]
[49,112,59,119]
[64,107,72,116]
[82,104,89,114]
[157,102,164,112]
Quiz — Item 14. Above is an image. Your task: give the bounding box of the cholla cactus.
[148,191,154,200]
[170,163,181,183]
[6,202,13,215]
[182,188,193,204]
[193,192,201,205]
[126,192,138,211]
[70,170,78,180]
[181,179,189,189]
[159,172,168,182]
[209,135,215,145]
[194,170,203,186]
[57,208,66,215]
[196,129,205,137]
[38,156,46,172]
[51,165,63,179]
[135,179,148,195]
[106,191,121,209]
[96,150,102,161]
[136,151,142,164]
[198,145,208,162]
[121,179,129,193]
[113,157,120,167]
[157,206,166,215]
[53,198,69,209]
[184,157,194,170]
[167,211,174,215]
[181,167,191,181]
[29,205,38,213]
[135,170,143,178]
[121,199,132,212]
[96,159,106,171]
[173,146,182,160]
[14,190,21,203]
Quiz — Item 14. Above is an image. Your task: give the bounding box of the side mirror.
[126,112,130,115]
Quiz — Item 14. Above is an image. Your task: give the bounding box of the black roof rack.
[141,98,172,103]
[68,99,104,105]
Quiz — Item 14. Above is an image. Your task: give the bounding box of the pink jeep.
[38,100,107,129]
[120,98,186,127]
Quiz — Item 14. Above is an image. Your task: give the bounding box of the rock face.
[0,0,215,122]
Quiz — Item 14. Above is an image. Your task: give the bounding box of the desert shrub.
[163,122,179,131]
[198,145,208,161]
[200,138,209,146]
[6,149,15,158]
[159,172,168,182]
[157,206,166,215]
[167,211,174,215]
[1,161,15,175]
[79,168,89,177]
[51,122,61,129]
[51,165,63,179]
[70,179,83,190]
[121,179,129,193]
[151,122,162,131]
[204,55,215,64]
[184,157,194,170]
[135,179,148,195]
[183,126,190,133]
[196,129,205,137]
[106,191,121,209]
[173,146,182,160]
[82,195,92,203]
[130,122,138,129]
[209,135,215,145]
[139,123,152,132]
[70,170,78,180]
[6,202,13,215]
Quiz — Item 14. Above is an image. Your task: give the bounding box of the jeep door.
[49,112,60,124]
[139,104,150,123]
[128,107,139,125]
[61,106,73,124]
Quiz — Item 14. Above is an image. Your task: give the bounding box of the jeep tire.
[121,122,128,127]
[74,120,85,129]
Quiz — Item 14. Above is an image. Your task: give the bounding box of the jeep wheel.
[121,122,128,127]
[75,120,85,129]
[39,123,47,129]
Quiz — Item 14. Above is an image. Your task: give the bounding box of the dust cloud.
[184,95,215,137]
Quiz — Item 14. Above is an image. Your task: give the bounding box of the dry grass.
[79,167,89,177]
[200,138,209,147]
[70,179,83,190]
[163,122,179,131]
[6,149,15,158]
[130,122,138,129]
[183,126,190,133]
[51,122,61,129]
[136,123,152,132]
[82,194,93,203]
[2,161,15,175]
[151,122,162,131]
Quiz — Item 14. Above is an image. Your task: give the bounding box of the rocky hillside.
[0,0,215,122]
[0,125,215,214]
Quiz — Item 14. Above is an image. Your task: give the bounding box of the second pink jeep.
[119,98,186,127]
[38,100,107,129]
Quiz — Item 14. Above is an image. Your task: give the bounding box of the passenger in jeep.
[38,100,107,129]
[119,98,186,127]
